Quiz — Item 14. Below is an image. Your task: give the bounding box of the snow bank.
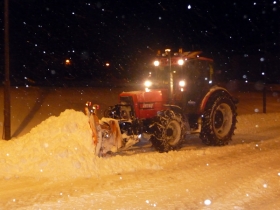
[0,110,96,180]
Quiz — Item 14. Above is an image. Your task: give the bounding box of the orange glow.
[65,59,71,65]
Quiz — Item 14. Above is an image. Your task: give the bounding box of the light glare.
[179,80,186,87]
[144,80,152,87]
[178,59,184,65]
[154,60,160,66]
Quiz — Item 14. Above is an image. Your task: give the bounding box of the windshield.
[148,58,213,89]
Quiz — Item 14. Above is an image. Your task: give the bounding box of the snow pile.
[0,110,96,179]
[1,110,280,182]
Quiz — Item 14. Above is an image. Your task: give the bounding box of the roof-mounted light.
[165,49,171,53]
[144,80,152,87]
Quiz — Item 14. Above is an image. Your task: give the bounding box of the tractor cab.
[144,49,215,115]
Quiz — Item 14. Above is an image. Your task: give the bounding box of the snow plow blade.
[85,102,137,156]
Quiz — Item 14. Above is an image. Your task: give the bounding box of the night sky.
[1,0,279,84]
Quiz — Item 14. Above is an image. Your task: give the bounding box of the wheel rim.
[165,120,181,146]
[213,103,233,138]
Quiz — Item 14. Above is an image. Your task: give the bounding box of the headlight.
[153,60,160,66]
[178,59,184,65]
[144,80,152,87]
[179,80,186,87]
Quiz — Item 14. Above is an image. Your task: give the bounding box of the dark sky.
[1,0,279,83]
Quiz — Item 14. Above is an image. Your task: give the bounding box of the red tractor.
[87,49,237,155]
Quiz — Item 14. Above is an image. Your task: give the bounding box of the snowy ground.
[0,84,280,209]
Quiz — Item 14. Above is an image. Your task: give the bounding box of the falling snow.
[1,1,279,85]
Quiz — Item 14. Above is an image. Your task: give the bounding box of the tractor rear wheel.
[200,93,237,146]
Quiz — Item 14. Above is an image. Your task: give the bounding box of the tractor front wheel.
[150,110,185,152]
[165,119,181,146]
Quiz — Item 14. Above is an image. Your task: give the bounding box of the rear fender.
[199,86,237,114]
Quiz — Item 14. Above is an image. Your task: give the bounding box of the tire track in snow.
[2,140,279,209]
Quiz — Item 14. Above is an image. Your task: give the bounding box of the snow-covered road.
[0,85,280,209]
